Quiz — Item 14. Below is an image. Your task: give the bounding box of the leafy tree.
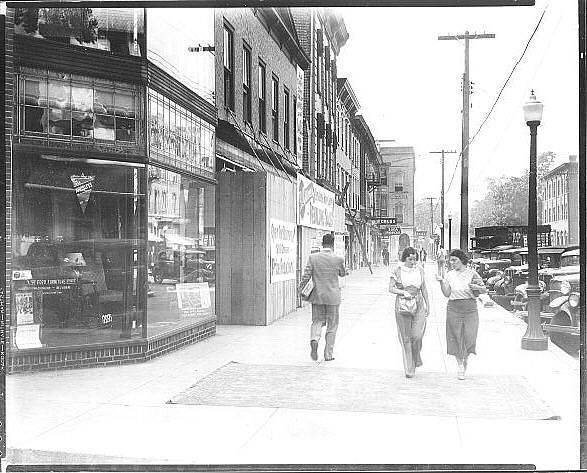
[15,8,98,44]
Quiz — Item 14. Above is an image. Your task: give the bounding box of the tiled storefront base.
[7,319,216,373]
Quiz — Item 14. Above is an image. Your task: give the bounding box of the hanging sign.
[297,174,335,231]
[296,66,304,167]
[70,175,95,214]
[269,218,297,283]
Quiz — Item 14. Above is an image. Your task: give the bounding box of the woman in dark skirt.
[438,249,486,380]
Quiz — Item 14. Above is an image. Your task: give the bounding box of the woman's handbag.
[394,266,419,316]
[397,295,418,316]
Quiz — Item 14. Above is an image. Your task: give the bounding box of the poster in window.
[175,282,212,317]
[15,292,35,325]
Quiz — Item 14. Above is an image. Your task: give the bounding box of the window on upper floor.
[395,174,404,192]
[258,61,267,133]
[394,202,404,224]
[272,76,279,142]
[284,88,290,150]
[223,24,234,111]
[242,44,252,124]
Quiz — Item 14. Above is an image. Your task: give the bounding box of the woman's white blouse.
[399,264,422,288]
[444,268,477,300]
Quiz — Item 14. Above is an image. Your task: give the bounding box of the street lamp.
[521,90,548,351]
[447,212,453,252]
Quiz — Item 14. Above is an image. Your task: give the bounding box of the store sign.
[297,174,335,231]
[296,66,304,167]
[269,218,297,283]
[334,233,345,258]
[70,175,95,214]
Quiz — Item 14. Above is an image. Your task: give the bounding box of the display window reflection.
[11,154,147,349]
[15,8,145,57]
[19,68,140,146]
[147,166,215,334]
[148,89,215,176]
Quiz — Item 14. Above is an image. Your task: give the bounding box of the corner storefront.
[7,8,218,372]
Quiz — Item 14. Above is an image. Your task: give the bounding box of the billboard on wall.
[269,218,297,283]
[297,174,335,231]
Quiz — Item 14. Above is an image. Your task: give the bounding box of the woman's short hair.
[449,248,469,265]
[401,247,417,262]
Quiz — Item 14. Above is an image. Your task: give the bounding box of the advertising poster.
[15,292,34,325]
[176,282,212,317]
[297,174,335,231]
[15,324,42,349]
[270,218,297,283]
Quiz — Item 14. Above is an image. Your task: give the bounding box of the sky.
[334,0,579,215]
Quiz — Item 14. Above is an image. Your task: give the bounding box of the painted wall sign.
[297,174,335,231]
[296,66,304,168]
[270,218,297,283]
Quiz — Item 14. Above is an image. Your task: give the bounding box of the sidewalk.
[6,262,580,468]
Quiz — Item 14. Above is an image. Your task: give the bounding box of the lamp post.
[447,212,453,252]
[521,90,548,351]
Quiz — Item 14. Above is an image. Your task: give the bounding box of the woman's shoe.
[457,358,465,380]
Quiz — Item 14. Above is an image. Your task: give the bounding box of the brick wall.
[215,8,301,168]
[8,319,216,373]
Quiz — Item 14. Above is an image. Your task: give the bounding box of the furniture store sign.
[297,174,335,231]
[270,218,297,283]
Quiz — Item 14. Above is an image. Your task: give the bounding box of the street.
[6,262,579,468]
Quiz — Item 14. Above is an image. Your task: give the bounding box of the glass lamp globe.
[523,90,543,124]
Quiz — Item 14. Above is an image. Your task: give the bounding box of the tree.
[414,198,441,236]
[15,8,98,44]
[470,174,529,228]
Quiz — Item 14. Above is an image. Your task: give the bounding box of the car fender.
[549,295,569,310]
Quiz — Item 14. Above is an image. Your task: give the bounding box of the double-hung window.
[258,62,266,133]
[223,25,234,111]
[242,45,251,123]
[283,88,290,149]
[272,76,279,142]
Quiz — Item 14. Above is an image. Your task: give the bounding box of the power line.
[443,6,548,202]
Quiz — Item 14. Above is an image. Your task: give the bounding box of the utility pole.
[430,150,457,248]
[439,31,494,251]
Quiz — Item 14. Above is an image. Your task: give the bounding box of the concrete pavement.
[6,262,580,468]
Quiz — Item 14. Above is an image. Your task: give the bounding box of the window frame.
[223,23,235,111]
[258,61,267,134]
[242,43,252,124]
[271,75,279,143]
[283,87,290,150]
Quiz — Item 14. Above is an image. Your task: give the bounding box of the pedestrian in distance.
[437,249,487,380]
[436,245,448,279]
[422,248,427,262]
[382,248,389,266]
[299,233,348,362]
[388,247,430,378]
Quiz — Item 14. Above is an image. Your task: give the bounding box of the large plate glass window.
[19,67,140,146]
[147,166,216,335]
[11,154,146,349]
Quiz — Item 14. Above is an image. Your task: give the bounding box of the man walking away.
[299,233,348,361]
[436,245,447,278]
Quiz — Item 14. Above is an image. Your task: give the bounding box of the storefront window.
[147,166,215,335]
[15,8,145,57]
[148,89,215,177]
[19,68,140,145]
[11,154,146,349]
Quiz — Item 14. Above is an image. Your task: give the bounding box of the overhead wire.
[436,5,548,218]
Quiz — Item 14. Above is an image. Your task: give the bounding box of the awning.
[164,233,196,247]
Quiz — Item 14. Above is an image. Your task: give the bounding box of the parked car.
[512,247,580,321]
[542,272,580,348]
[152,248,215,284]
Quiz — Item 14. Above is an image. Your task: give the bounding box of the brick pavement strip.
[5,262,580,468]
